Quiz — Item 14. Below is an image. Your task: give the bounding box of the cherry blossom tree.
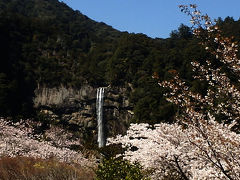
[108,5,240,179]
[0,118,94,167]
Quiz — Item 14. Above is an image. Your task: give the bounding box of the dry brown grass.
[0,156,95,180]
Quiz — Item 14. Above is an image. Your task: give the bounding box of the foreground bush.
[95,157,149,180]
[0,156,95,180]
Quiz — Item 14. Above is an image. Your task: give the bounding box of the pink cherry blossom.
[109,5,240,179]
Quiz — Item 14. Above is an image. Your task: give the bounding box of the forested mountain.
[0,0,239,124]
[0,0,122,116]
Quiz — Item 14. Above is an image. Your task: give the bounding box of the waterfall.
[96,87,105,148]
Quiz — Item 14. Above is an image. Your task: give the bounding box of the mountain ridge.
[0,0,239,126]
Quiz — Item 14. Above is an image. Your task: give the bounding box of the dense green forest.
[0,0,239,124]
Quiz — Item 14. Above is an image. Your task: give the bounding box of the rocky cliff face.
[34,84,134,143]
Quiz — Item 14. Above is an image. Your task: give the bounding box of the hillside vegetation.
[0,0,239,125]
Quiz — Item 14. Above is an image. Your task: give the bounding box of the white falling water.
[96,87,105,148]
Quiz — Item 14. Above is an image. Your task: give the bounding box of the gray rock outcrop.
[34,84,134,143]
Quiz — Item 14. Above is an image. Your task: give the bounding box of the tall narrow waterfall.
[96,87,105,148]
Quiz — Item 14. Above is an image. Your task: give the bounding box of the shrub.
[95,157,149,180]
[0,156,95,180]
